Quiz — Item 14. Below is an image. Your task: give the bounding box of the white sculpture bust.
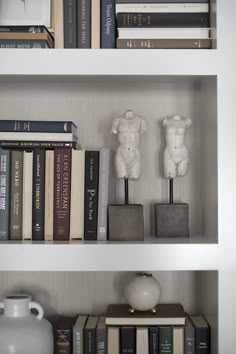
[162,115,192,179]
[112,110,147,180]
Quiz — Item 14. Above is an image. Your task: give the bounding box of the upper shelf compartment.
[0,49,219,77]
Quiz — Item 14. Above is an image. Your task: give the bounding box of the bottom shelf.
[0,270,218,353]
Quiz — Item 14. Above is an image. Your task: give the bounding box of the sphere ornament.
[125,273,161,312]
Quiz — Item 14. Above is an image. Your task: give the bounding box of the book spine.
[117,12,209,28]
[84,151,99,240]
[0,141,77,149]
[0,40,49,48]
[195,327,210,354]
[55,329,72,354]
[96,326,107,354]
[73,327,83,354]
[159,327,173,354]
[173,327,184,354]
[149,327,159,354]
[0,120,75,133]
[10,150,23,240]
[22,151,33,240]
[116,0,208,3]
[97,148,110,241]
[84,328,96,354]
[117,38,211,49]
[32,149,45,240]
[115,3,209,13]
[64,0,77,48]
[53,149,72,240]
[77,0,91,48]
[91,0,100,48]
[0,149,10,240]
[44,150,54,241]
[101,0,116,48]
[185,325,195,354]
[120,327,135,354]
[0,25,49,33]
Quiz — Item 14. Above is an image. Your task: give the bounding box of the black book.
[149,327,159,354]
[32,149,45,240]
[120,326,136,354]
[0,141,77,149]
[117,12,209,28]
[84,151,99,240]
[190,315,210,354]
[0,120,77,133]
[84,316,99,354]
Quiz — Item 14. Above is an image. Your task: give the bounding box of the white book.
[116,3,209,13]
[91,0,100,48]
[22,151,33,240]
[173,327,184,354]
[70,149,85,240]
[108,327,120,354]
[118,27,210,39]
[136,327,149,354]
[44,150,54,241]
[0,132,77,142]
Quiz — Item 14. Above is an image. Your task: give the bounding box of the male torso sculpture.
[112,110,147,180]
[162,115,192,179]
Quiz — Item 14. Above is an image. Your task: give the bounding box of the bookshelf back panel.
[0,76,217,242]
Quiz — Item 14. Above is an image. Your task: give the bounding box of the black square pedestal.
[108,204,144,241]
[155,203,189,238]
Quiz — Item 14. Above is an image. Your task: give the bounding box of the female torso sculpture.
[112,110,147,180]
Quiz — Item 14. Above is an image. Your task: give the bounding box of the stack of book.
[49,303,211,353]
[0,25,54,48]
[116,0,212,49]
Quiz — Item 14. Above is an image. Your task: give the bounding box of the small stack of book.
[0,25,54,48]
[116,0,212,49]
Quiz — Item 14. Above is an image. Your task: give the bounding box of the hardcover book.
[77,0,91,48]
[115,3,209,13]
[84,150,99,240]
[64,0,77,48]
[105,303,186,326]
[10,150,23,240]
[0,131,77,142]
[159,327,173,354]
[0,141,77,149]
[149,327,159,354]
[101,0,116,48]
[173,327,184,354]
[44,150,54,241]
[116,38,211,49]
[32,149,45,240]
[0,119,77,133]
[91,0,100,48]
[96,316,107,354]
[190,315,210,354]
[136,327,148,354]
[0,148,10,240]
[51,315,78,354]
[107,326,119,354]
[121,326,135,354]
[185,316,195,354]
[53,148,72,241]
[22,151,33,240]
[116,0,208,3]
[73,315,88,354]
[84,315,99,354]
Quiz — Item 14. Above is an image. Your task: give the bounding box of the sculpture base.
[108,204,144,241]
[155,203,189,238]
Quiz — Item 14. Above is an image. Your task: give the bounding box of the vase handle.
[29,301,44,320]
[0,302,4,313]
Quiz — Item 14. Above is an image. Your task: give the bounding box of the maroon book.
[50,315,77,354]
[53,148,72,240]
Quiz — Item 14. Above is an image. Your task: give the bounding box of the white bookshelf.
[0,0,235,353]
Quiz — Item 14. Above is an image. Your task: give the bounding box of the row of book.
[116,0,212,49]
[0,25,54,49]
[0,119,114,241]
[50,303,211,354]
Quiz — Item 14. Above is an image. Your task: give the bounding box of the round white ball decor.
[125,273,161,312]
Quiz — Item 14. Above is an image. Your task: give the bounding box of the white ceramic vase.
[125,273,161,311]
[0,294,54,354]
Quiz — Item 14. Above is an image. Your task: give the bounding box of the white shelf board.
[0,49,219,76]
[0,242,220,271]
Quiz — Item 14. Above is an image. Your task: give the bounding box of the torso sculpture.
[112,110,147,180]
[162,115,192,179]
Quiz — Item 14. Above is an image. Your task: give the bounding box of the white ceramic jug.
[0,294,54,354]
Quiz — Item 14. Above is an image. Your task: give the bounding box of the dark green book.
[159,327,173,354]
[0,149,10,240]
[64,0,77,48]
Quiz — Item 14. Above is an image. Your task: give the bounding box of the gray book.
[185,316,195,354]
[77,0,91,48]
[84,315,99,354]
[96,316,107,354]
[10,150,23,240]
[73,315,88,354]
[0,148,10,240]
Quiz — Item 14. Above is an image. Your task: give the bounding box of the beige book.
[70,149,85,240]
[108,327,119,354]
[44,150,54,241]
[54,0,64,48]
[173,327,184,354]
[136,327,148,354]
[91,0,100,48]
[22,151,33,240]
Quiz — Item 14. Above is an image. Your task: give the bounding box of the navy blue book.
[0,120,77,134]
[120,327,135,354]
[0,149,10,240]
[101,0,116,48]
